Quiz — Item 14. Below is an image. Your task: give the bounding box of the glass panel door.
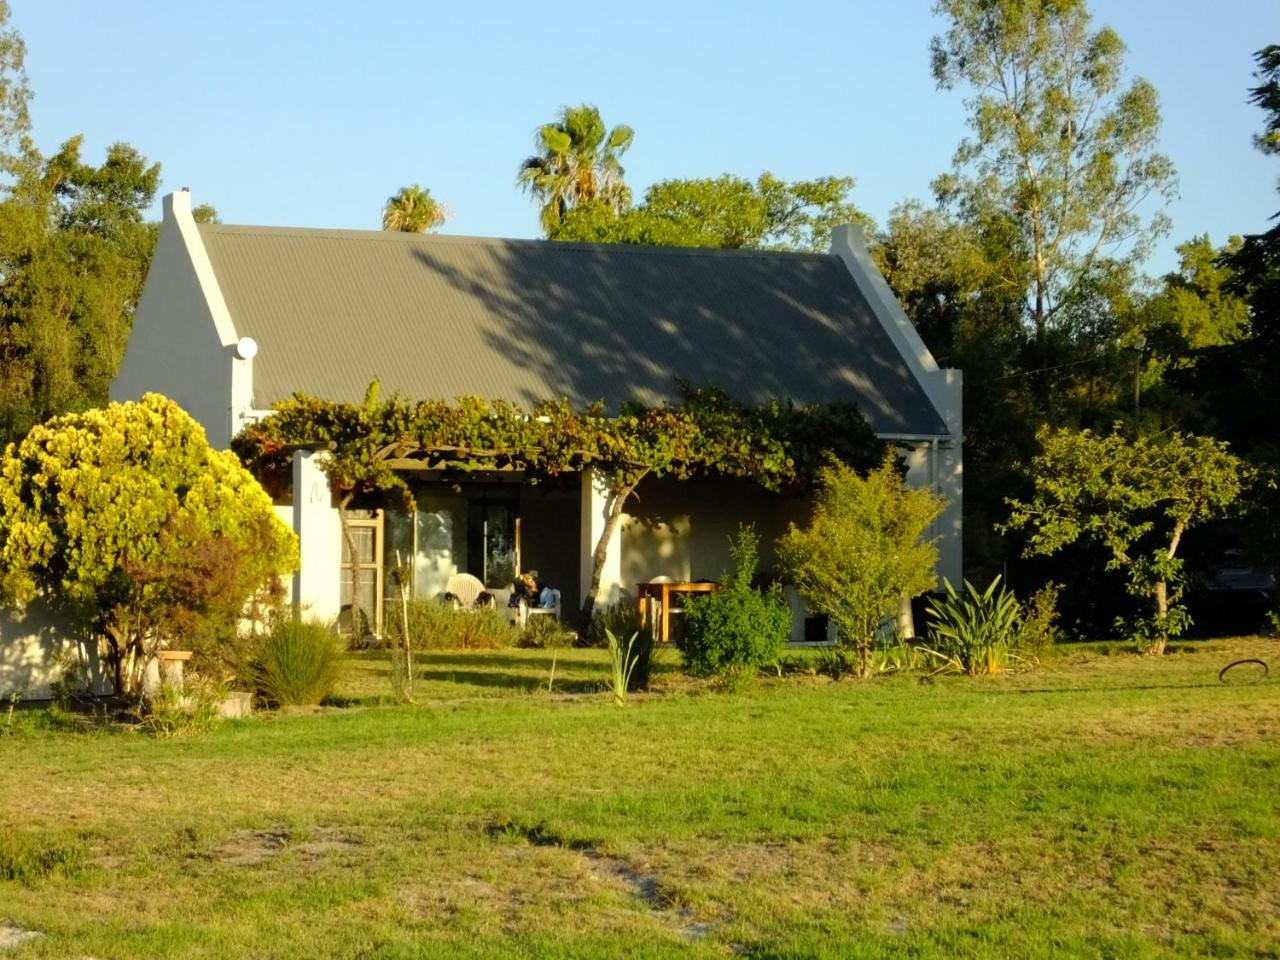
[466,498,519,588]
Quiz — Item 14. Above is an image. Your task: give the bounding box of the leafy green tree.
[872,200,1044,585]
[931,0,1176,349]
[1143,235,1249,355]
[872,199,1025,365]
[191,203,220,225]
[382,184,446,233]
[0,136,160,444]
[518,104,634,234]
[1129,234,1251,433]
[869,2,1177,623]
[1003,427,1246,653]
[1249,43,1280,157]
[1220,44,1280,353]
[0,394,298,700]
[778,456,944,678]
[551,172,870,253]
[0,0,30,157]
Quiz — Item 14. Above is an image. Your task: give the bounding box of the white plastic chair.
[444,573,494,610]
[515,588,561,628]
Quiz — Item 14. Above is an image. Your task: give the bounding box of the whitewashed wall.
[291,451,342,624]
[0,602,106,700]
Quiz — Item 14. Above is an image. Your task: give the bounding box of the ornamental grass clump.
[586,603,645,648]
[679,526,791,684]
[604,629,640,705]
[251,620,343,706]
[140,678,225,738]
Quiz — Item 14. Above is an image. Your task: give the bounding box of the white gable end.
[112,190,253,449]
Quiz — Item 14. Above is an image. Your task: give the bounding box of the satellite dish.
[234,337,258,360]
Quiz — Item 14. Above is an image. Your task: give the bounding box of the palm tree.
[517,105,634,234]
[382,185,447,233]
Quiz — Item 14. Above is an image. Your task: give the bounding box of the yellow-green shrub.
[0,394,298,699]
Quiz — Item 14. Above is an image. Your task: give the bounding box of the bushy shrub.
[921,576,1058,675]
[624,624,658,692]
[250,620,343,706]
[1018,582,1063,653]
[584,603,657,689]
[0,394,298,702]
[679,527,791,681]
[815,645,857,680]
[586,603,645,648]
[384,599,518,650]
[777,456,943,678]
[518,616,576,649]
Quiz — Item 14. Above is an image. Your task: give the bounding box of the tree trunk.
[1149,579,1169,656]
[1031,281,1059,426]
[107,632,125,701]
[578,475,644,628]
[396,549,414,703]
[1148,522,1185,656]
[857,635,875,680]
[104,621,145,703]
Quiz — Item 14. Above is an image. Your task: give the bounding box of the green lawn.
[2,638,1279,958]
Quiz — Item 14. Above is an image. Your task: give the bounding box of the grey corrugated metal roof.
[197,225,946,435]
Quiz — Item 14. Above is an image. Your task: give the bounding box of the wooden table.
[636,581,720,644]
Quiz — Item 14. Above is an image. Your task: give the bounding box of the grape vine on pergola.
[232,382,886,624]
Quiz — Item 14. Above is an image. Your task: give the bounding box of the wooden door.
[340,509,384,638]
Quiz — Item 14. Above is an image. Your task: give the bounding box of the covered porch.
[283,450,824,641]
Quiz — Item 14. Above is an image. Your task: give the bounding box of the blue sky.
[13,1,1279,275]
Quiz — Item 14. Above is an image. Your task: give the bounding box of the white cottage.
[0,188,963,697]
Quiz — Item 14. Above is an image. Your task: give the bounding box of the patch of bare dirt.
[0,924,41,951]
[213,827,362,866]
[482,817,727,941]
[215,828,290,866]
[295,837,362,861]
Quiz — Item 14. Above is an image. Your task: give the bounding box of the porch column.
[292,450,343,624]
[579,468,623,608]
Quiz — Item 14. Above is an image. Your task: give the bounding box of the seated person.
[508,570,560,612]
[509,570,542,608]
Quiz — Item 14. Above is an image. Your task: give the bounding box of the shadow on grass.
[418,668,603,695]
[1008,681,1227,696]
[423,653,584,672]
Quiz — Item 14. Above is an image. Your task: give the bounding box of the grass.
[1,637,1278,958]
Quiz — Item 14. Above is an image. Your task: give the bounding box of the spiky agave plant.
[921,576,1023,675]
